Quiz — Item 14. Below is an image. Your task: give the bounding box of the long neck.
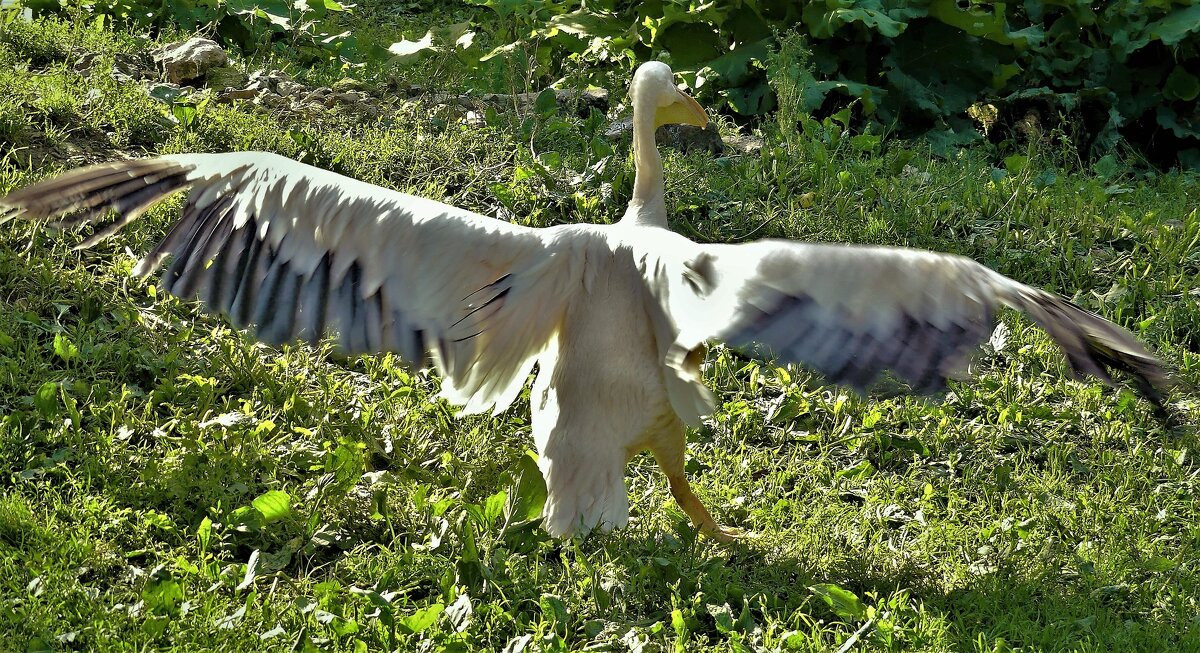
[621,96,667,227]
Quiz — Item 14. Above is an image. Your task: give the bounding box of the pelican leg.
[649,424,744,543]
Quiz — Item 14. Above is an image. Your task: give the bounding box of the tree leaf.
[702,37,770,87]
[546,9,627,39]
[534,88,557,114]
[1165,66,1200,102]
[1146,5,1200,46]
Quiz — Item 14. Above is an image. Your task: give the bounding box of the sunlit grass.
[0,14,1198,653]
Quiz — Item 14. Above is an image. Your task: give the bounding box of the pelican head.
[630,61,708,129]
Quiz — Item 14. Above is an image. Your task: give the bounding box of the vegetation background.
[0,0,1198,651]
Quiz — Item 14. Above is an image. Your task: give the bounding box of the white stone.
[154,37,228,84]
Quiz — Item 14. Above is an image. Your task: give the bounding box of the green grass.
[1,13,1199,653]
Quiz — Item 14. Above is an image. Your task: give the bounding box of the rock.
[604,118,727,155]
[656,123,725,155]
[205,66,248,91]
[325,90,367,107]
[332,78,377,96]
[73,51,153,83]
[216,87,259,102]
[724,133,764,155]
[255,93,288,109]
[275,79,307,97]
[603,118,633,140]
[303,87,332,104]
[478,88,608,118]
[155,37,228,85]
[112,52,153,83]
[555,88,609,117]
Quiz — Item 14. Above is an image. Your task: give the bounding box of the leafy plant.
[467,0,1200,168]
[20,0,355,63]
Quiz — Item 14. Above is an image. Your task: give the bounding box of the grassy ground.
[1,12,1199,653]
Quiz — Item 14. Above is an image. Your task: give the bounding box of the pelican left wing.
[664,240,1170,405]
[1,152,582,414]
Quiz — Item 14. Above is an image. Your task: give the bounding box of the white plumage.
[0,62,1169,541]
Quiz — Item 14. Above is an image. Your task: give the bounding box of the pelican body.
[0,63,1170,541]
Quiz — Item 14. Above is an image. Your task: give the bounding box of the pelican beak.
[655,89,708,128]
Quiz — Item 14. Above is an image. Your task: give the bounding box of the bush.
[469,0,1200,169]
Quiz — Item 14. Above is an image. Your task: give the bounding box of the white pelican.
[0,62,1170,541]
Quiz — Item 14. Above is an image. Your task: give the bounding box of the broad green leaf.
[1094,154,1121,180]
[1156,106,1200,139]
[34,382,58,419]
[1004,154,1029,174]
[534,88,557,114]
[1143,556,1177,572]
[52,332,78,361]
[467,0,545,19]
[927,0,1042,47]
[171,102,198,127]
[1165,66,1199,102]
[252,490,292,522]
[1146,5,1200,46]
[398,603,443,634]
[484,490,507,525]
[836,459,875,480]
[197,517,213,551]
[143,578,185,617]
[707,603,736,634]
[810,583,866,621]
[546,9,626,39]
[1033,169,1058,188]
[724,82,772,115]
[659,22,720,67]
[540,594,568,635]
[850,133,880,152]
[702,37,770,87]
[237,0,291,29]
[804,79,886,115]
[330,617,359,636]
[506,451,547,523]
[831,4,906,38]
[926,122,983,158]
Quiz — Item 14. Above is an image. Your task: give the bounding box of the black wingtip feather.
[1019,290,1172,411]
[2,158,193,225]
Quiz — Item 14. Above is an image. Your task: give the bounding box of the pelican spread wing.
[0,152,580,415]
[663,240,1168,404]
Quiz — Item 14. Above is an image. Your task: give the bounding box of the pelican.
[0,62,1170,541]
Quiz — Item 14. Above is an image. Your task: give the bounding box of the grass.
[1,11,1198,653]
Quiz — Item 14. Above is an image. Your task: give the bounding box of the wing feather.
[2,152,582,414]
[661,239,1170,405]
